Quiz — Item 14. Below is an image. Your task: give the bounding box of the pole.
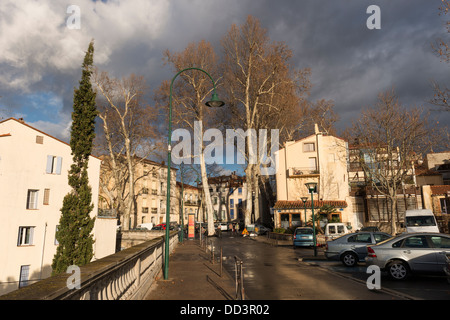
[164,67,221,280]
[304,203,307,227]
[311,191,317,257]
[180,163,184,243]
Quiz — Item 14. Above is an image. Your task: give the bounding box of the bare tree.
[308,99,340,136]
[430,0,449,111]
[351,89,436,234]
[93,71,159,230]
[155,40,222,236]
[221,15,311,226]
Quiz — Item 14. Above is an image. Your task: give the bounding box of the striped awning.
[273,200,348,210]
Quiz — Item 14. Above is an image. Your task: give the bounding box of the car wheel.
[387,260,409,280]
[341,252,358,267]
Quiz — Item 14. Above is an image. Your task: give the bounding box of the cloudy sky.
[0,0,448,146]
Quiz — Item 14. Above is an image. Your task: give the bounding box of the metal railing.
[1,232,179,300]
[234,256,245,300]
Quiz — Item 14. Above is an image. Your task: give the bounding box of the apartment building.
[0,118,116,296]
[274,125,353,229]
[176,182,203,225]
[205,174,248,223]
[99,156,178,228]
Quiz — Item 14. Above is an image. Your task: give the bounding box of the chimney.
[314,123,321,135]
[18,118,25,123]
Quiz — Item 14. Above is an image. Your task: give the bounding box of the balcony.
[288,167,319,177]
[98,208,117,218]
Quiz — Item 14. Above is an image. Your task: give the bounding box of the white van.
[404,209,439,233]
[137,223,153,230]
[325,223,350,241]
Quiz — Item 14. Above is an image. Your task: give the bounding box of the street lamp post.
[180,163,185,243]
[165,67,224,280]
[301,196,308,227]
[305,182,317,257]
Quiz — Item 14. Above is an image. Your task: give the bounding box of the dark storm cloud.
[0,0,448,139]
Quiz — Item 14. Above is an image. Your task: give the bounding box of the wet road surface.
[209,233,408,300]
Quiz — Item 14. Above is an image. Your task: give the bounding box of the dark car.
[293,227,314,247]
[325,231,391,267]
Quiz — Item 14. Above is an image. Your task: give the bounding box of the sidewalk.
[144,239,237,300]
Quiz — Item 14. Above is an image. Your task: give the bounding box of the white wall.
[0,118,111,295]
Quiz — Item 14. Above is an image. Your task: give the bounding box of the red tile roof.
[274,200,348,209]
[430,185,450,195]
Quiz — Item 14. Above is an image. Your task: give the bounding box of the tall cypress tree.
[52,41,98,275]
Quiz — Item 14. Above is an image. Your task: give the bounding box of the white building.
[0,118,116,295]
[274,125,354,229]
[206,174,248,223]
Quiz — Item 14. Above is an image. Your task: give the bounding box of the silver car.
[325,231,391,267]
[365,232,450,280]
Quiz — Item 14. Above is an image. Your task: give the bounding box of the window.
[238,188,242,195]
[43,189,50,205]
[142,207,149,213]
[430,236,450,248]
[230,209,235,219]
[46,155,62,174]
[18,227,34,246]
[440,199,448,214]
[19,265,30,288]
[309,157,317,170]
[374,233,391,243]
[26,190,39,209]
[303,142,315,152]
[36,135,44,144]
[403,236,429,248]
[348,233,372,243]
[55,226,59,245]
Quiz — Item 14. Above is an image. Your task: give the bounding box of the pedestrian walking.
[217,225,222,238]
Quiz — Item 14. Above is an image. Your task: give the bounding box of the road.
[208,232,450,300]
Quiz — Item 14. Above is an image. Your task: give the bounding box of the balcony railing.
[0,232,179,300]
[98,209,117,218]
[288,167,319,177]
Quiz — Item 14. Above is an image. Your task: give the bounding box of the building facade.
[99,157,178,228]
[274,125,352,229]
[0,118,115,296]
[177,182,203,226]
[199,174,248,224]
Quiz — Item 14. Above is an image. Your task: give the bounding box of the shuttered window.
[43,189,50,205]
[46,155,62,174]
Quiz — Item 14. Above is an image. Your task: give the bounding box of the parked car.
[324,223,350,241]
[445,254,450,284]
[136,223,153,230]
[365,232,450,280]
[360,226,380,232]
[325,231,391,267]
[293,227,314,247]
[153,223,175,230]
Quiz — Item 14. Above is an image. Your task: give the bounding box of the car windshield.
[296,228,313,234]
[405,216,436,227]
